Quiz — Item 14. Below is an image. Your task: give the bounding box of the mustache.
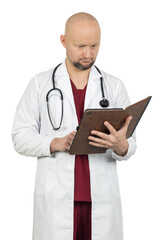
[79,58,94,61]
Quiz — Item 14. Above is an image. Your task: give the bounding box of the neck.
[65,58,91,89]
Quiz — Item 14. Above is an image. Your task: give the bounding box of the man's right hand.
[50,131,76,153]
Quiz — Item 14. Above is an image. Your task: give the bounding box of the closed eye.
[78,45,85,48]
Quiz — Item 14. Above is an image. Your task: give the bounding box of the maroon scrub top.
[70,80,91,202]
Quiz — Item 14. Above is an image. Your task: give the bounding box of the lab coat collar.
[54,60,69,77]
[54,59,102,111]
[55,59,102,80]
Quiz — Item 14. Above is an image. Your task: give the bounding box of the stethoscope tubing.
[46,63,109,130]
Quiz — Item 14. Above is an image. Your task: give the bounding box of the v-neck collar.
[70,79,87,91]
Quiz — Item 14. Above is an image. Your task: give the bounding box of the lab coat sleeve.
[111,79,137,161]
[11,76,53,158]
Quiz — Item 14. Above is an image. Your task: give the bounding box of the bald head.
[60,12,101,71]
[65,12,101,38]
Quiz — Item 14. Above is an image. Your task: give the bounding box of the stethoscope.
[46,63,109,130]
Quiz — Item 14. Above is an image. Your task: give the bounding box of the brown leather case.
[69,96,152,155]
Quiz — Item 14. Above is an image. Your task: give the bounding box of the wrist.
[50,138,58,153]
[114,140,129,156]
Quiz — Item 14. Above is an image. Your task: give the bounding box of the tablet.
[69,96,151,155]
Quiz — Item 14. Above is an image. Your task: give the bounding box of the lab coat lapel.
[84,65,102,109]
[54,61,75,110]
[54,61,102,111]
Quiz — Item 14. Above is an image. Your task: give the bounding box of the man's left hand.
[88,116,132,156]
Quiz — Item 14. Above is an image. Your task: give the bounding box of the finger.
[67,136,74,146]
[68,135,75,142]
[67,131,76,141]
[88,135,110,146]
[90,130,110,140]
[69,133,76,144]
[68,136,74,142]
[122,116,132,131]
[71,131,76,135]
[67,143,71,151]
[89,141,108,149]
[68,137,75,150]
[104,121,117,135]
[66,141,72,151]
[70,131,76,138]
[68,131,76,136]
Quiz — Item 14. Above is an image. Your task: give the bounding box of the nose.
[83,46,91,59]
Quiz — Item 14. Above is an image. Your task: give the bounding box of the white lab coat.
[12,60,136,240]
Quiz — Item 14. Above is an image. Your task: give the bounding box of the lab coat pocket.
[34,157,57,195]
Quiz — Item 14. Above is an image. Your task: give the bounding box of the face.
[61,20,101,71]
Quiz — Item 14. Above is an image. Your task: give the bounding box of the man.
[12,12,136,240]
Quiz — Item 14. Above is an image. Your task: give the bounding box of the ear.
[60,35,66,48]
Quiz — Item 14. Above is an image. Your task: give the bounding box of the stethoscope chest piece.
[99,98,109,108]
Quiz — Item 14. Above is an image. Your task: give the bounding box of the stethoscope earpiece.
[99,99,109,108]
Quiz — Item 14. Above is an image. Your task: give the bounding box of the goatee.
[73,61,95,70]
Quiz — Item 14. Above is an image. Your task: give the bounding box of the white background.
[0,0,159,239]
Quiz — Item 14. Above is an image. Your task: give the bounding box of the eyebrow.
[76,43,98,46]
